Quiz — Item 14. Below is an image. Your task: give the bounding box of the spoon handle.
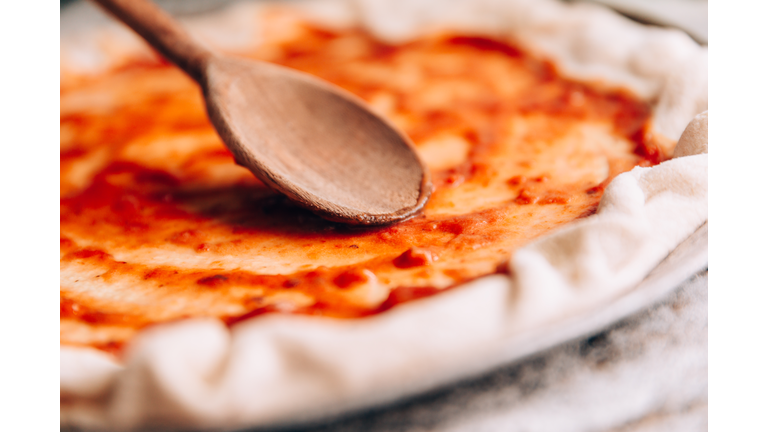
[92,0,212,83]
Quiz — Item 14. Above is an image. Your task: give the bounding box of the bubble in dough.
[673,111,708,158]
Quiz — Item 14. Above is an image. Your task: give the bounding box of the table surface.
[255,270,708,432]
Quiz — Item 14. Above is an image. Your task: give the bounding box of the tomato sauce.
[61,19,665,356]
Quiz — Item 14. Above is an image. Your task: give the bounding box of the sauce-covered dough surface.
[61,12,665,355]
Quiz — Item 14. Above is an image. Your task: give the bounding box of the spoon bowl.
[204,57,431,224]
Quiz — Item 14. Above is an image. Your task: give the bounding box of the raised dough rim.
[261,222,708,430]
[60,1,708,430]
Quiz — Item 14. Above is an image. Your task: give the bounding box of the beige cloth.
[60,0,708,430]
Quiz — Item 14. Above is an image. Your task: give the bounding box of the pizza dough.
[60,0,708,429]
[674,110,708,158]
[60,18,668,354]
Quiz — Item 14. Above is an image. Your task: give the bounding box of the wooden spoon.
[92,0,432,225]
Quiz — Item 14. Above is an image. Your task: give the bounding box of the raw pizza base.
[60,0,708,430]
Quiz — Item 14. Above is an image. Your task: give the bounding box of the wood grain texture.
[91,0,431,225]
[203,57,432,225]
